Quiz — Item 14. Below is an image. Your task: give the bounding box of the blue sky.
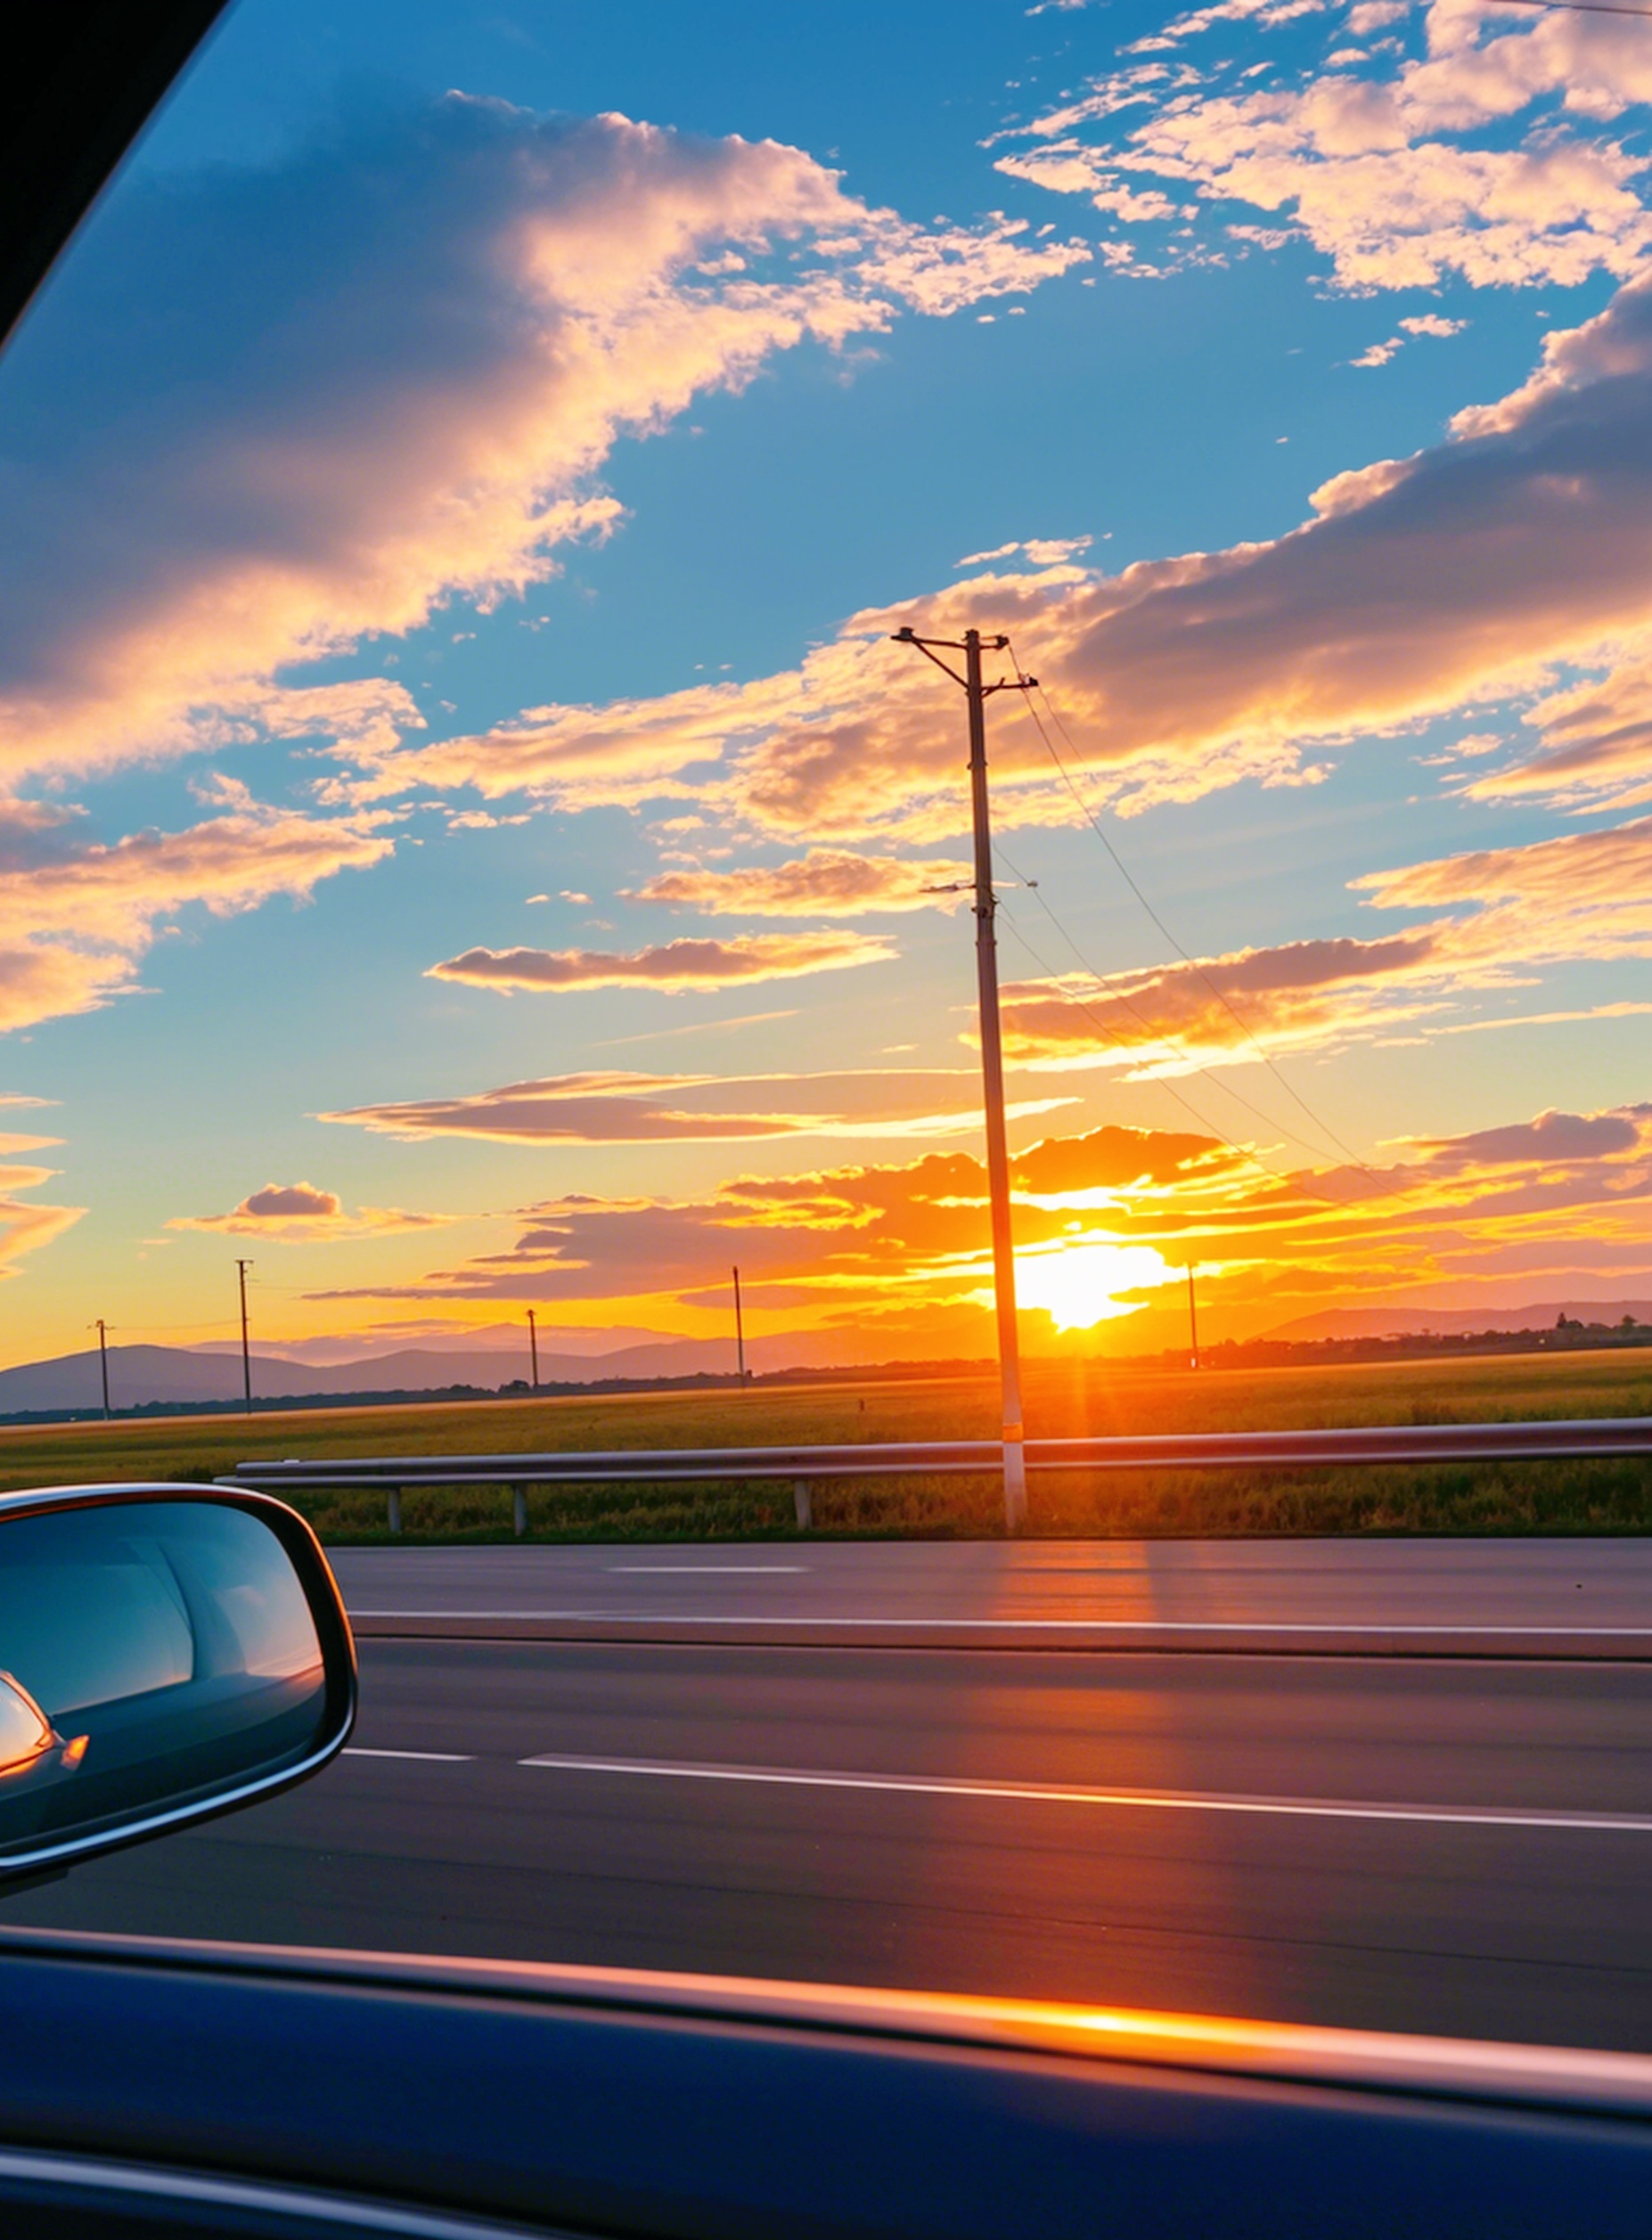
[3,0,1650,1369]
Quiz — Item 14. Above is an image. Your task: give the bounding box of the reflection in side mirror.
[0,1487,355,1878]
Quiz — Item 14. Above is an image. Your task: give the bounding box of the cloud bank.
[309,1099,1652,1337]
[2,94,1084,792]
[360,268,1652,838]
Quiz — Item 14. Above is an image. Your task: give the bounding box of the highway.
[334,1535,1652,1653]
[7,1541,1651,2053]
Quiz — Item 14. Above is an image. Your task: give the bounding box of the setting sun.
[1011,1243,1175,1334]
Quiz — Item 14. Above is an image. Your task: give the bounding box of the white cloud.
[1352,307,1468,364]
[994,1,1652,293]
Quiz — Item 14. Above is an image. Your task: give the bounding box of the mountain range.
[0,1328,887,1416]
[4,1296,1652,1417]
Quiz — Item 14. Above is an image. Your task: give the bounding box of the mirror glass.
[0,1501,329,1865]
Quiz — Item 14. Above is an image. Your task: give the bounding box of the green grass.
[3,1348,1648,1541]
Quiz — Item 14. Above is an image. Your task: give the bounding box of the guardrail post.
[511,1484,527,1540]
[793,1479,812,1531]
[388,1487,403,1537]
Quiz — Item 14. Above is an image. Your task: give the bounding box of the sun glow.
[1011,1241,1174,1333]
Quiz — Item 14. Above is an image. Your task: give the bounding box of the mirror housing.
[0,1483,355,1880]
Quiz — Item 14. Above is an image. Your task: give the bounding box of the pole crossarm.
[890,625,1029,698]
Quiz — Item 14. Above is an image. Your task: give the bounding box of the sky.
[3,0,1651,1374]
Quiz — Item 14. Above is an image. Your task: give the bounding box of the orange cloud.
[168,1180,451,1242]
[0,946,143,1036]
[997,930,1450,1075]
[0,789,394,1033]
[1353,813,1652,972]
[0,1157,85,1280]
[992,808,1652,1077]
[1468,661,1652,813]
[427,930,897,994]
[321,1066,1073,1146]
[307,1102,1652,1341]
[626,849,971,916]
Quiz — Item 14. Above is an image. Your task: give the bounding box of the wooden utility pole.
[527,1307,540,1391]
[1187,1263,1200,1370]
[892,623,1034,1532]
[732,1263,748,1384]
[94,1318,110,1419]
[235,1259,253,1414]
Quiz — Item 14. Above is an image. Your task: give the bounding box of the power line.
[1004,646,1377,1176]
[993,837,1361,1169]
[1012,660,1370,1169]
[993,859,1407,1207]
[994,887,1302,1189]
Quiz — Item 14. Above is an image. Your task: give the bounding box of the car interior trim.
[0,1925,1647,2119]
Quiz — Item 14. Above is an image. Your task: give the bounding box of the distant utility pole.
[1187,1263,1200,1371]
[527,1307,540,1391]
[732,1263,748,1385]
[235,1259,253,1414]
[893,623,1035,1533]
[93,1318,110,1420]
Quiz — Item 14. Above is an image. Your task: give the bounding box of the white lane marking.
[343,1746,475,1762]
[348,1609,1652,1636]
[606,1566,809,1574]
[517,1753,1652,1833]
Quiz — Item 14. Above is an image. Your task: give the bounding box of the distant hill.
[185,1322,679,1367]
[0,1325,919,1417]
[0,1339,736,1415]
[1255,1302,1652,1344]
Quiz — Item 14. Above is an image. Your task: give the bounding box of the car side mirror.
[0,1484,355,1881]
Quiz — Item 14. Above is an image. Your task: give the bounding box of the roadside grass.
[3,1348,1648,1539]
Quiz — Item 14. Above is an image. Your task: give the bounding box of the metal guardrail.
[225,1417,1652,1535]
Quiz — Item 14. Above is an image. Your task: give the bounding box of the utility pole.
[732,1263,748,1385]
[527,1307,540,1391]
[893,623,1034,1532]
[1187,1263,1200,1371]
[235,1259,253,1414]
[93,1319,110,1420]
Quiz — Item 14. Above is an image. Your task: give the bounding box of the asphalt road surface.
[8,1539,1650,2055]
[333,1536,1652,1654]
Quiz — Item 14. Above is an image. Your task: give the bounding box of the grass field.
[3,1348,1648,1541]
